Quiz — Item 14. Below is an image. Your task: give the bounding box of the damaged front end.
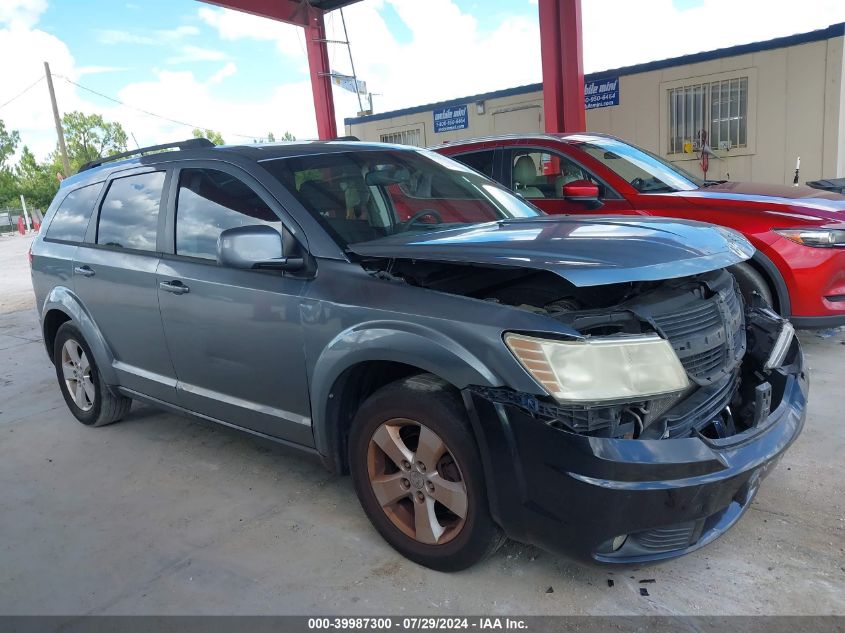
[428,263,807,564]
[474,268,797,443]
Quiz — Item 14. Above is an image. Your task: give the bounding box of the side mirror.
[561,179,601,201]
[217,225,303,271]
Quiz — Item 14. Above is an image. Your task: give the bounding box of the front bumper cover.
[464,336,807,564]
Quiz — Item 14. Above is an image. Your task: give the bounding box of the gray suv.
[31,138,807,571]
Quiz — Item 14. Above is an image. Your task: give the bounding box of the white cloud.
[0,0,47,29]
[198,6,305,58]
[97,24,199,46]
[114,70,318,145]
[323,0,542,122]
[4,0,845,164]
[97,29,158,46]
[208,62,237,85]
[581,0,845,72]
[0,22,87,159]
[166,45,229,64]
[77,65,128,76]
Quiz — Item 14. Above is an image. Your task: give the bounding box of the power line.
[56,75,262,141]
[0,76,45,110]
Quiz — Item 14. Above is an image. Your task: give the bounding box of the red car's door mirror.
[561,179,600,201]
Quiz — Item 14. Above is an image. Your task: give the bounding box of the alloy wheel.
[366,418,468,545]
[61,339,95,412]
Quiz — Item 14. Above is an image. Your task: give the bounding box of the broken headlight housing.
[504,333,689,404]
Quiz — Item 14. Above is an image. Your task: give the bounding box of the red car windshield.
[263,149,543,247]
[571,136,704,193]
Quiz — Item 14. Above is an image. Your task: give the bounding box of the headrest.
[513,155,538,185]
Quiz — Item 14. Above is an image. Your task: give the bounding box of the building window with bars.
[668,76,748,154]
[379,128,422,147]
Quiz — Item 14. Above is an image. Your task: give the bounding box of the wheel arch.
[747,250,791,316]
[309,323,503,474]
[40,287,118,384]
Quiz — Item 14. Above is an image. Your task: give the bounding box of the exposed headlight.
[504,333,689,404]
[774,228,845,247]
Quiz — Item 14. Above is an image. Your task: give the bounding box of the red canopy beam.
[539,0,586,133]
[200,0,338,139]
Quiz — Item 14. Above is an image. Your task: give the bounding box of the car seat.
[512,155,545,198]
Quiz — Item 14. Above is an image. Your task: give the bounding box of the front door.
[156,165,313,446]
[502,148,637,216]
[74,169,178,402]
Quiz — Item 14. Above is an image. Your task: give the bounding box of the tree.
[16,146,60,210]
[192,128,225,145]
[0,119,21,207]
[0,119,20,170]
[282,131,296,141]
[61,111,128,172]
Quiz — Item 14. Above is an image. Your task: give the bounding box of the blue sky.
[28,0,540,115]
[3,0,845,159]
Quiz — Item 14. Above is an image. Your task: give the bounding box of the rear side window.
[45,184,101,242]
[175,168,281,260]
[97,171,165,251]
[453,150,495,179]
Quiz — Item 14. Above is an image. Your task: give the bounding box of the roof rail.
[77,138,215,173]
[333,135,361,141]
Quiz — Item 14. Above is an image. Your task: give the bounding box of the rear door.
[74,168,178,402]
[156,163,313,446]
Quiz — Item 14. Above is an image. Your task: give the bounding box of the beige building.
[346,22,845,186]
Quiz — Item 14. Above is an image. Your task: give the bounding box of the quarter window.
[453,151,495,179]
[175,168,281,260]
[45,183,101,242]
[668,76,748,154]
[97,172,165,251]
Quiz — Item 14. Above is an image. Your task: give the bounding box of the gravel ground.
[0,233,36,313]
[0,232,843,615]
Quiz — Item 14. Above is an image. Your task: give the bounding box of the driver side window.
[510,150,602,200]
[175,168,284,261]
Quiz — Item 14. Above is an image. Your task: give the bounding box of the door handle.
[74,265,95,277]
[159,280,190,295]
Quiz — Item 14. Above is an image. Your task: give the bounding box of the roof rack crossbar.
[77,138,215,173]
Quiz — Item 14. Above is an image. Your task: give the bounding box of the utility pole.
[44,62,71,177]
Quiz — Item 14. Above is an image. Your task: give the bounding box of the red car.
[435,134,845,328]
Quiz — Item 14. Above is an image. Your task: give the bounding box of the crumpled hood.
[349,216,754,287]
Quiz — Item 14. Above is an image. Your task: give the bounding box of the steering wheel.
[630,177,645,190]
[400,209,443,232]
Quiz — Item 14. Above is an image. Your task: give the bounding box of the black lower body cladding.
[464,327,807,563]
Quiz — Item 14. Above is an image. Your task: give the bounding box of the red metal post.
[304,8,338,140]
[198,0,338,139]
[538,0,586,133]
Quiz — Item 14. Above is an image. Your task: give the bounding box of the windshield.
[262,149,543,247]
[572,136,703,193]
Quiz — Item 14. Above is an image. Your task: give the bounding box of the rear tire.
[53,322,132,427]
[729,262,774,309]
[349,374,504,571]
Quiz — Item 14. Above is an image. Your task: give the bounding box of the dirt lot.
[0,232,843,615]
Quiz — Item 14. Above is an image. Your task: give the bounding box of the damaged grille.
[649,276,745,385]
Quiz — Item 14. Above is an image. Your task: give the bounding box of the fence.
[1,208,18,234]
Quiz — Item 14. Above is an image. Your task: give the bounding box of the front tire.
[730,262,774,309]
[349,374,504,571]
[53,322,131,427]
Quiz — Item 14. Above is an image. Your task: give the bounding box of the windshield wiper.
[701,180,728,187]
